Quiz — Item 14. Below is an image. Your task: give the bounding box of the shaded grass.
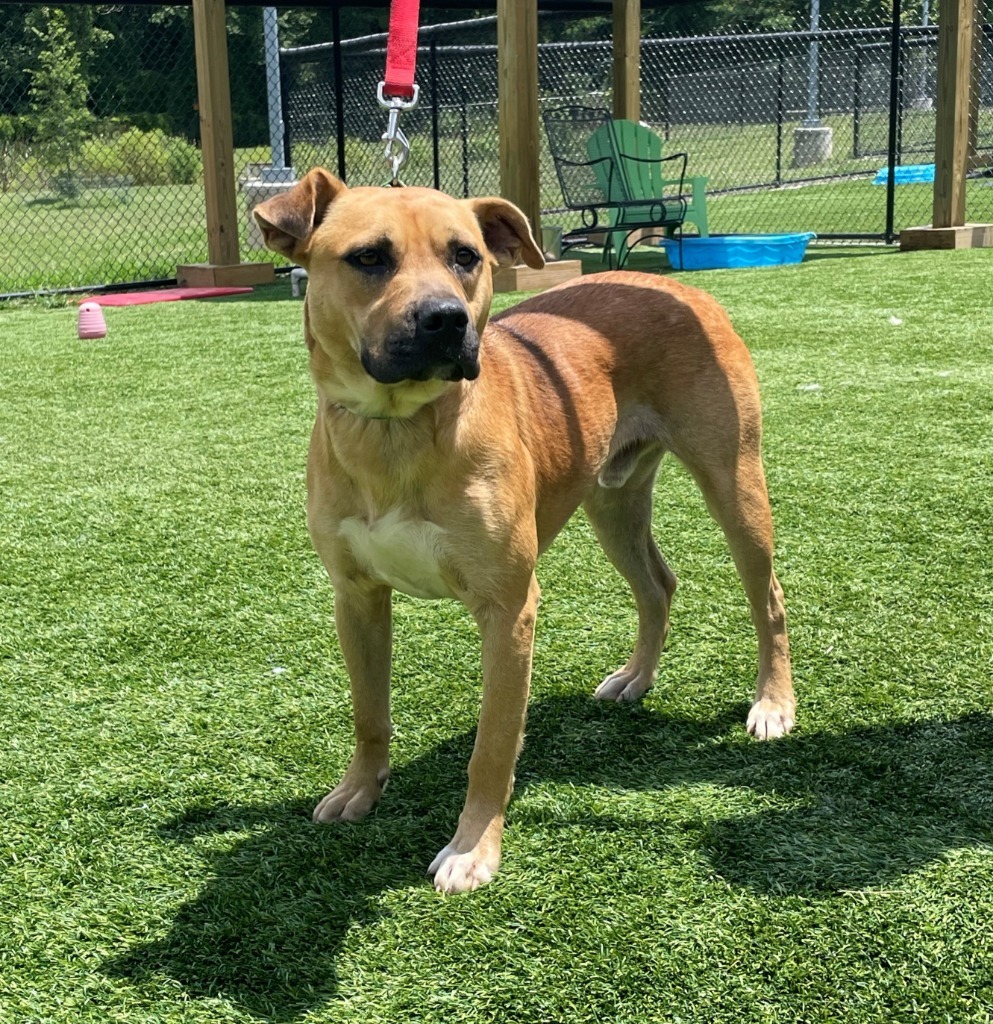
[1,250,992,1022]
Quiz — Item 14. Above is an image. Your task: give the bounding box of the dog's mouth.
[361,353,480,385]
[360,330,481,385]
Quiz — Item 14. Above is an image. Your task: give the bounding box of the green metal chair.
[588,119,709,267]
[543,106,710,269]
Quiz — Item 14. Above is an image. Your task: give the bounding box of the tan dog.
[254,169,793,893]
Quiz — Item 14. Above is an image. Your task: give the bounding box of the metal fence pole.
[431,40,441,190]
[662,68,670,141]
[805,0,822,127]
[775,58,785,186]
[460,82,470,198]
[332,5,347,183]
[262,8,292,181]
[278,45,293,170]
[853,46,862,157]
[885,0,904,242]
[897,39,906,164]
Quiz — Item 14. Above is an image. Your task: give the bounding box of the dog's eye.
[347,249,388,272]
[454,247,480,270]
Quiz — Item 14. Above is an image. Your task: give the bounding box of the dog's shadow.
[106,697,993,1020]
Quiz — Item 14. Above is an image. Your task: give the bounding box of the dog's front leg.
[429,574,540,893]
[313,581,393,823]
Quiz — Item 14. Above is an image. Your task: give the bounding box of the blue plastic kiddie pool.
[872,163,935,185]
[661,232,816,271]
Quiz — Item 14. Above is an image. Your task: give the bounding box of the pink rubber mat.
[81,287,253,306]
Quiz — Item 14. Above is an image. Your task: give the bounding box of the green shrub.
[115,127,169,185]
[122,112,175,135]
[164,135,201,185]
[79,136,119,178]
[79,127,201,186]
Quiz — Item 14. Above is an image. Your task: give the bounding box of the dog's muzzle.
[362,298,480,385]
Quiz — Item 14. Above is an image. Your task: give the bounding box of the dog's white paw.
[746,699,795,740]
[428,844,497,893]
[594,665,655,702]
[312,769,388,823]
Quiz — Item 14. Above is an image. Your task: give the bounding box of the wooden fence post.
[613,0,641,121]
[497,0,542,235]
[178,0,274,286]
[901,0,992,248]
[492,0,583,291]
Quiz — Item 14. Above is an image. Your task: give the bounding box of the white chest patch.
[338,511,454,599]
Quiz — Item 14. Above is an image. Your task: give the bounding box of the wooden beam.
[497,0,542,235]
[192,0,240,266]
[932,0,976,228]
[612,0,641,121]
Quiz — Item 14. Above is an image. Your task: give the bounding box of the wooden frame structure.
[181,0,988,278]
[180,0,644,284]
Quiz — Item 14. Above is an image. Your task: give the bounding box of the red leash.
[383,0,421,101]
[378,0,421,184]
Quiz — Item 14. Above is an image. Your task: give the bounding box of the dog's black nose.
[415,299,469,343]
[367,298,478,385]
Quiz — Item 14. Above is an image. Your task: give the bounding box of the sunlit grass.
[2,248,992,1021]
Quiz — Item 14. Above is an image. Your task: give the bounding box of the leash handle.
[383,0,421,101]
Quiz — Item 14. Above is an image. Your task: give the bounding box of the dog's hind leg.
[584,454,677,703]
[682,447,794,739]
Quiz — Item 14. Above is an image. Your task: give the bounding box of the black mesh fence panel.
[282,17,505,195]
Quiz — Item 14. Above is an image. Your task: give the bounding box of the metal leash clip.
[377,81,420,186]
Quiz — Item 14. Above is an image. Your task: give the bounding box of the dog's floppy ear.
[469,198,545,270]
[253,167,346,261]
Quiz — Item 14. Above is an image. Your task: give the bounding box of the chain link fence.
[284,7,993,245]
[2,2,991,297]
[0,2,285,297]
[1,4,206,296]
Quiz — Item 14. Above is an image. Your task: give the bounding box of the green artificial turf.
[2,250,992,1023]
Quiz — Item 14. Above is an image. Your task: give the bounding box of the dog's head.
[253,168,543,417]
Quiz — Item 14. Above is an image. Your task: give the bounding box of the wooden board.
[899,223,993,250]
[612,0,641,121]
[497,0,542,235]
[177,262,275,287]
[492,260,583,293]
[932,0,976,228]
